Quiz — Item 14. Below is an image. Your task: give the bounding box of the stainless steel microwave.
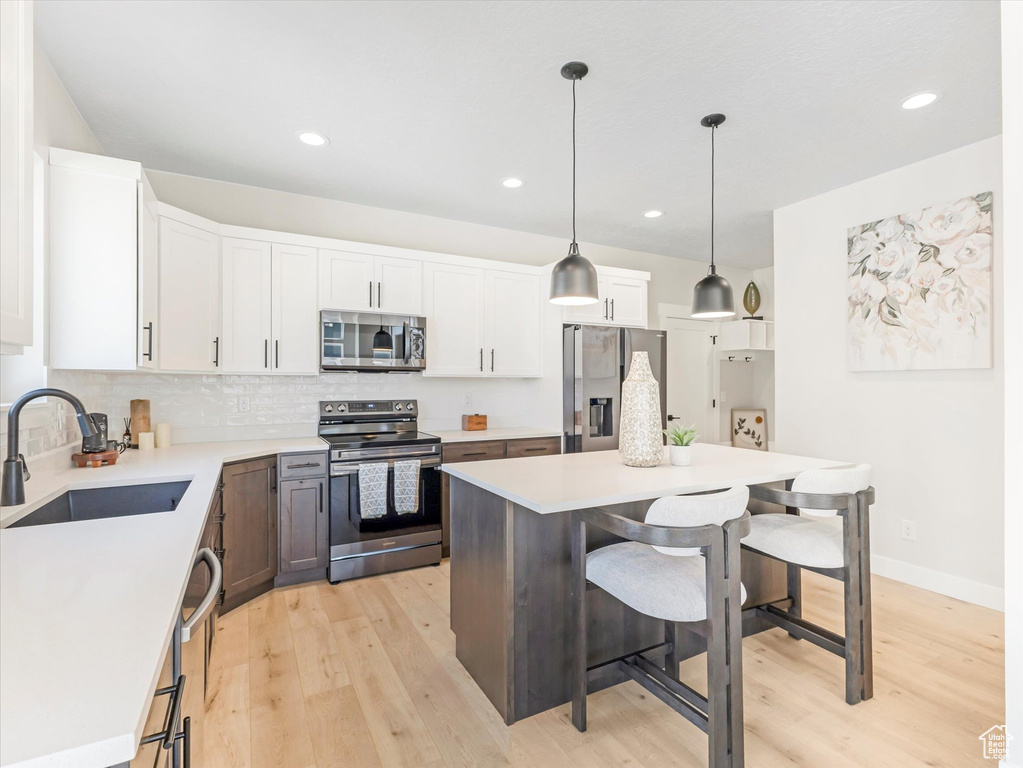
[320,310,426,372]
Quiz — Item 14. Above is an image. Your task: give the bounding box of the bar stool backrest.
[645,485,750,556]
[792,464,872,517]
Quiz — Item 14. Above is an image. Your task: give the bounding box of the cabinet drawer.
[506,437,562,458]
[442,441,507,463]
[278,452,327,479]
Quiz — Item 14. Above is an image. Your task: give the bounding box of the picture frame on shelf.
[731,408,767,451]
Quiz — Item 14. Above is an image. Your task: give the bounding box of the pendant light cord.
[710,123,716,270]
[572,77,577,245]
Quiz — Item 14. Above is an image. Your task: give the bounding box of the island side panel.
[449,477,516,722]
[510,499,666,722]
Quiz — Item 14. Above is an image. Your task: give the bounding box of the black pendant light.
[549,61,599,306]
[691,113,735,319]
[372,325,393,353]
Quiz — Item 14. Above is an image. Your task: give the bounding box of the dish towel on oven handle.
[393,459,421,514]
[358,463,389,519]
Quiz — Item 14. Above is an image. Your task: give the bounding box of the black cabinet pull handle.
[525,447,545,452]
[610,298,615,321]
[604,298,608,320]
[275,340,279,369]
[377,281,381,307]
[213,336,219,367]
[287,462,320,469]
[490,349,494,372]
[143,322,154,360]
[462,451,487,457]
[479,348,483,372]
[369,281,373,307]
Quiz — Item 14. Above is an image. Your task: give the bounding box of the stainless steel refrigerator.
[563,324,667,453]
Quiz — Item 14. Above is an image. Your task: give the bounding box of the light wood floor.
[203,561,1004,768]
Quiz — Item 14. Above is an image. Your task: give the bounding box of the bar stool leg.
[842,497,864,705]
[856,492,874,701]
[664,621,678,678]
[784,479,802,640]
[571,516,587,731]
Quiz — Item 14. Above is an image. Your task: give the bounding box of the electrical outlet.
[239,396,250,413]
[901,519,916,541]
[462,393,472,409]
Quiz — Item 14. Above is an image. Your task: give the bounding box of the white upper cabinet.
[48,149,149,370]
[159,217,221,372]
[222,240,318,374]
[563,276,608,325]
[563,272,647,328]
[0,0,33,353]
[221,238,272,373]
[319,249,373,312]
[271,243,318,374]
[375,255,422,315]
[138,178,159,368]
[603,275,647,327]
[422,262,486,376]
[486,270,542,377]
[318,249,421,315]
[424,264,541,378]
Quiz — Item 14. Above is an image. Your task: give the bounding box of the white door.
[563,276,608,325]
[221,237,271,373]
[137,182,159,368]
[422,262,485,376]
[485,270,541,377]
[605,276,647,328]
[375,255,422,315]
[319,249,373,311]
[158,217,220,372]
[663,316,715,444]
[272,243,319,374]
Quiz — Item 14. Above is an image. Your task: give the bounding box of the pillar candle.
[155,423,172,448]
[138,431,155,451]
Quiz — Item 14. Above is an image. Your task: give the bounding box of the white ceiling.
[35,0,1001,269]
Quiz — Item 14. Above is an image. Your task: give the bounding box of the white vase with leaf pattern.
[618,352,664,468]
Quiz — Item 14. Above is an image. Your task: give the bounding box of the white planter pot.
[669,445,693,467]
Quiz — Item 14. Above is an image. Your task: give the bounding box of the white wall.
[0,46,104,456]
[1001,1,1022,763]
[774,136,1004,609]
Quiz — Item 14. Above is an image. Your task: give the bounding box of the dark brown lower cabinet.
[441,436,561,557]
[221,455,278,612]
[279,477,328,573]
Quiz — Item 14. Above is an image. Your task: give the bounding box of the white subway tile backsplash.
[46,369,558,446]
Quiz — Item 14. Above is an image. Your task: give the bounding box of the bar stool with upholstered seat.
[571,486,751,768]
[741,465,874,705]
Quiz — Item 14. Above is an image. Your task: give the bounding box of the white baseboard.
[871,554,1004,611]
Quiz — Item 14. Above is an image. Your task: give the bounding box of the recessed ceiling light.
[643,210,663,218]
[502,177,525,188]
[901,92,940,110]
[297,131,329,146]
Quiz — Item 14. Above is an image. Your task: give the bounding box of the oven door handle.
[331,457,442,477]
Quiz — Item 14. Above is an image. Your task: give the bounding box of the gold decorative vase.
[742,281,762,318]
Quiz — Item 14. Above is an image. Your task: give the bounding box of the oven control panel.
[319,400,417,417]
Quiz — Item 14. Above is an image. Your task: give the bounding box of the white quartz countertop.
[426,427,561,444]
[0,437,327,768]
[442,443,850,514]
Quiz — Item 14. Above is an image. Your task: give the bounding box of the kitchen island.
[443,443,849,725]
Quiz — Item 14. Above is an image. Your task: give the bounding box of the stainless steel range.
[319,400,442,583]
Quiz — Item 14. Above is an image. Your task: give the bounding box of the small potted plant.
[664,423,698,467]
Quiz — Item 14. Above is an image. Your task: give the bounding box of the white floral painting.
[847,192,993,371]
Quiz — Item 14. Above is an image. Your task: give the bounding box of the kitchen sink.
[7,481,192,528]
